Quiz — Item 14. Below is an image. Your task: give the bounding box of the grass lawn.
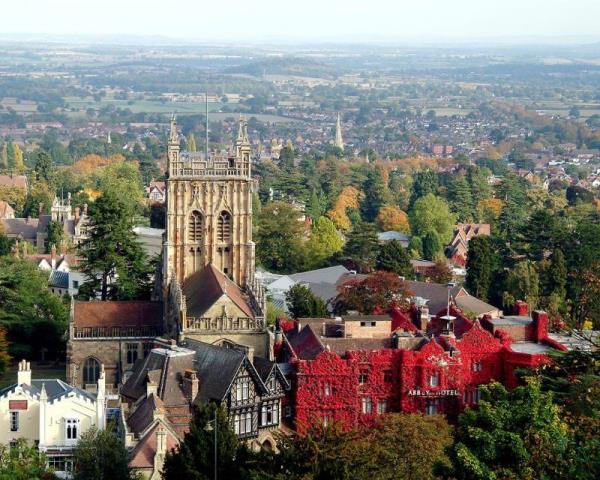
[0,362,66,390]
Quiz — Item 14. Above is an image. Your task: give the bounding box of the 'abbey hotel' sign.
[407,389,459,397]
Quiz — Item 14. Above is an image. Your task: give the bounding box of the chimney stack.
[75,207,80,220]
[17,360,31,385]
[419,305,429,331]
[50,244,57,269]
[532,310,549,342]
[38,202,44,218]
[182,369,199,402]
[513,301,528,316]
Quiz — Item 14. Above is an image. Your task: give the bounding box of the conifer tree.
[187,133,197,152]
[78,191,152,301]
[448,174,474,222]
[12,143,24,174]
[376,240,414,277]
[422,230,443,261]
[360,168,388,222]
[0,143,8,170]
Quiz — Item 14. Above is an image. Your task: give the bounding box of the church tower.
[164,116,255,288]
[163,116,269,358]
[334,113,344,150]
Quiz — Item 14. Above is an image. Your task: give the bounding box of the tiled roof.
[1,218,39,239]
[127,393,165,435]
[0,201,14,218]
[129,423,179,469]
[73,301,163,328]
[183,264,254,319]
[0,175,27,189]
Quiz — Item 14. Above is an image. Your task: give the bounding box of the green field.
[65,96,223,115]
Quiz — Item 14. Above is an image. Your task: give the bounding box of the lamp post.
[440,282,457,335]
[204,409,218,480]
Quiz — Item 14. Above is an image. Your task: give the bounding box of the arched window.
[188,211,203,242]
[83,357,100,385]
[217,211,231,243]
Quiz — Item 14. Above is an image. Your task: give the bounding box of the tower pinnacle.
[335,113,344,150]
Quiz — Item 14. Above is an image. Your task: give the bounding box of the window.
[65,418,80,441]
[188,211,203,242]
[143,343,153,358]
[261,403,279,426]
[360,321,376,327]
[48,456,74,473]
[377,399,387,414]
[217,211,231,243]
[474,387,481,404]
[429,372,440,387]
[323,414,331,427]
[358,372,368,384]
[383,370,392,383]
[234,411,253,435]
[235,379,251,402]
[323,383,331,397]
[10,412,18,432]
[284,406,292,418]
[83,357,100,385]
[126,343,138,365]
[361,397,372,414]
[472,361,483,372]
[426,399,439,416]
[72,280,79,289]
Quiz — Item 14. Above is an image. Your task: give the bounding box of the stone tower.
[163,116,269,358]
[335,113,344,150]
[164,116,255,289]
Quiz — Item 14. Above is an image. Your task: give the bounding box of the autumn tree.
[476,198,503,224]
[428,261,453,284]
[327,186,362,231]
[333,271,412,314]
[375,205,410,232]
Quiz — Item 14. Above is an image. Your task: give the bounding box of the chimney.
[50,244,57,269]
[246,347,255,364]
[419,305,429,331]
[513,301,528,316]
[153,427,168,474]
[75,207,80,220]
[38,202,44,218]
[182,370,199,402]
[17,360,31,385]
[532,310,549,342]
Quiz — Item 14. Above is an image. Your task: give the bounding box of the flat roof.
[511,342,553,354]
[492,315,533,327]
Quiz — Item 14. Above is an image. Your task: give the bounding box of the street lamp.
[204,409,218,480]
[440,282,457,335]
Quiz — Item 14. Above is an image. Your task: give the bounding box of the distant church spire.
[335,113,344,150]
[107,131,111,144]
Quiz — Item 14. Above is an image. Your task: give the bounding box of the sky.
[3,0,600,43]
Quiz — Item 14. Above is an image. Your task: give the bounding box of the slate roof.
[1,218,39,239]
[0,379,96,403]
[290,265,350,285]
[182,338,248,404]
[284,324,326,360]
[183,264,254,319]
[128,423,179,469]
[73,301,163,328]
[127,393,165,435]
[49,270,69,289]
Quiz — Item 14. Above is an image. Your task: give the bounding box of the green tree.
[409,194,456,244]
[256,201,306,273]
[22,182,53,218]
[548,249,567,298]
[95,160,144,213]
[342,222,379,273]
[305,216,344,269]
[0,143,7,170]
[439,381,571,480]
[360,168,388,222]
[305,190,327,221]
[422,230,443,261]
[78,191,152,301]
[408,236,423,258]
[409,170,438,207]
[0,438,55,480]
[0,327,10,377]
[163,403,241,480]
[448,174,474,222]
[73,427,138,480]
[466,166,492,207]
[502,261,540,311]
[376,240,414,277]
[286,284,328,319]
[46,220,64,254]
[34,150,54,184]
[279,145,295,170]
[0,257,67,360]
[520,210,567,260]
[466,236,497,302]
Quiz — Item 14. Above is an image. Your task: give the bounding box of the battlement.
[169,151,251,179]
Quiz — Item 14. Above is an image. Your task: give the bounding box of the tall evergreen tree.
[46,220,64,254]
[34,150,54,184]
[376,240,414,277]
[422,230,443,261]
[448,174,474,222]
[342,222,379,272]
[360,168,388,222]
[187,133,197,152]
[409,169,438,207]
[163,403,241,480]
[465,236,496,301]
[78,191,152,301]
[0,143,8,170]
[286,284,329,319]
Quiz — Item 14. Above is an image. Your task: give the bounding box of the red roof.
[129,423,179,469]
[73,301,163,328]
[0,175,27,190]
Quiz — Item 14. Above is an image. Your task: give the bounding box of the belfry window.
[83,357,100,385]
[217,211,231,242]
[189,211,203,242]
